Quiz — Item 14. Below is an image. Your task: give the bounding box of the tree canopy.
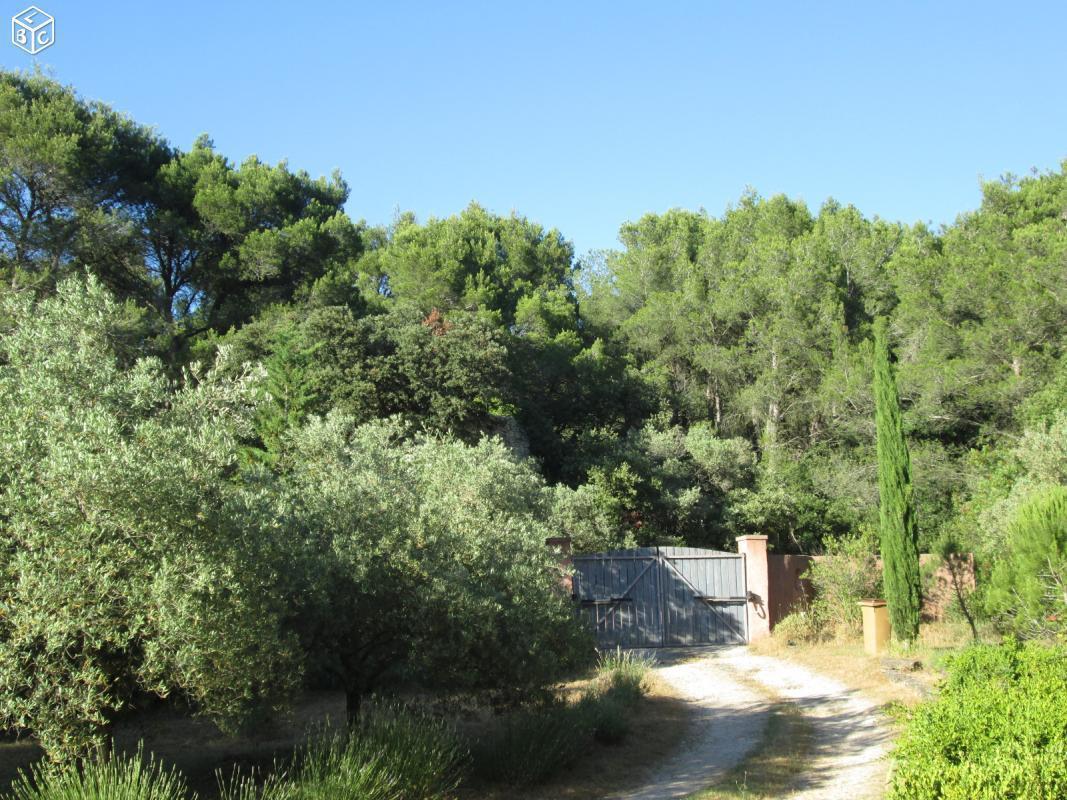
[3,70,1067,757]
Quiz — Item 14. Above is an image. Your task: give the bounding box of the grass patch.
[469,700,592,786]
[687,702,816,800]
[6,747,189,800]
[461,672,692,800]
[2,702,465,800]
[591,649,654,707]
[221,703,466,800]
[468,650,656,788]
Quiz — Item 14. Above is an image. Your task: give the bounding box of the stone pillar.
[736,535,770,642]
[859,599,891,655]
[546,536,573,594]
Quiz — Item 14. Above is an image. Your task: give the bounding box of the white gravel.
[608,647,893,800]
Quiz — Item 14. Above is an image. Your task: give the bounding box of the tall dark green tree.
[873,316,921,641]
[251,325,322,466]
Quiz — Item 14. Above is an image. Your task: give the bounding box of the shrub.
[889,641,1067,800]
[7,748,189,800]
[546,483,636,554]
[280,416,595,711]
[771,609,823,644]
[593,648,655,706]
[471,650,652,783]
[470,701,593,786]
[221,705,466,800]
[986,486,1067,639]
[352,704,467,800]
[805,529,882,638]
[220,733,397,800]
[579,694,630,745]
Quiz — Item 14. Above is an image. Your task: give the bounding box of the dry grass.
[751,620,985,709]
[0,692,350,799]
[458,672,693,800]
[0,676,694,800]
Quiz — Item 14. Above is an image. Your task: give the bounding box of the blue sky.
[4,1,1066,256]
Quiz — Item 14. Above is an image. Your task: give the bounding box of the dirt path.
[608,646,893,800]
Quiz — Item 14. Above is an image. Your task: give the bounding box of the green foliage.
[772,530,882,644]
[277,414,593,707]
[0,278,300,759]
[6,748,189,800]
[592,648,655,706]
[806,530,883,638]
[6,70,1067,562]
[986,486,1067,639]
[470,700,593,786]
[771,609,822,645]
[249,324,321,464]
[889,641,1067,800]
[8,71,1067,766]
[298,303,512,441]
[348,705,467,800]
[369,203,574,326]
[547,482,636,553]
[0,72,170,297]
[471,650,652,784]
[581,693,630,745]
[873,317,922,642]
[221,706,465,800]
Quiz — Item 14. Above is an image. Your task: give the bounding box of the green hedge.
[889,641,1067,800]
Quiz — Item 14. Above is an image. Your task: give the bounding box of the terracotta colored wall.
[765,551,977,629]
[767,554,814,628]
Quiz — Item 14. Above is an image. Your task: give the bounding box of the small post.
[859,599,891,655]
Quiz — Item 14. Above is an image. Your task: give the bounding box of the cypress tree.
[872,316,921,642]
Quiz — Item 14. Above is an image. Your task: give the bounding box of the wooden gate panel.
[572,546,747,648]
[572,551,663,648]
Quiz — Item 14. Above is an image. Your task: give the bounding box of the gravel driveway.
[607,646,893,800]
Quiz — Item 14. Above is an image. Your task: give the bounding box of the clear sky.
[4,1,1066,256]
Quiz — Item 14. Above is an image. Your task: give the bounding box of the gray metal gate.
[571,546,748,647]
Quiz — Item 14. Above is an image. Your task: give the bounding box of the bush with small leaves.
[889,641,1067,800]
[805,529,883,638]
[0,279,300,760]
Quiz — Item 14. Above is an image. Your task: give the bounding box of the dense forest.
[4,70,1064,555]
[2,70,1066,759]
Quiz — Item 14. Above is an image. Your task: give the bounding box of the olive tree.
[0,278,300,759]
[277,415,592,714]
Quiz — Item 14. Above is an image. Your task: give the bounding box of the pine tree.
[873,316,921,642]
[251,328,321,466]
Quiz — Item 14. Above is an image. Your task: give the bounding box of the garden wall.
[767,554,815,628]
[758,551,977,632]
